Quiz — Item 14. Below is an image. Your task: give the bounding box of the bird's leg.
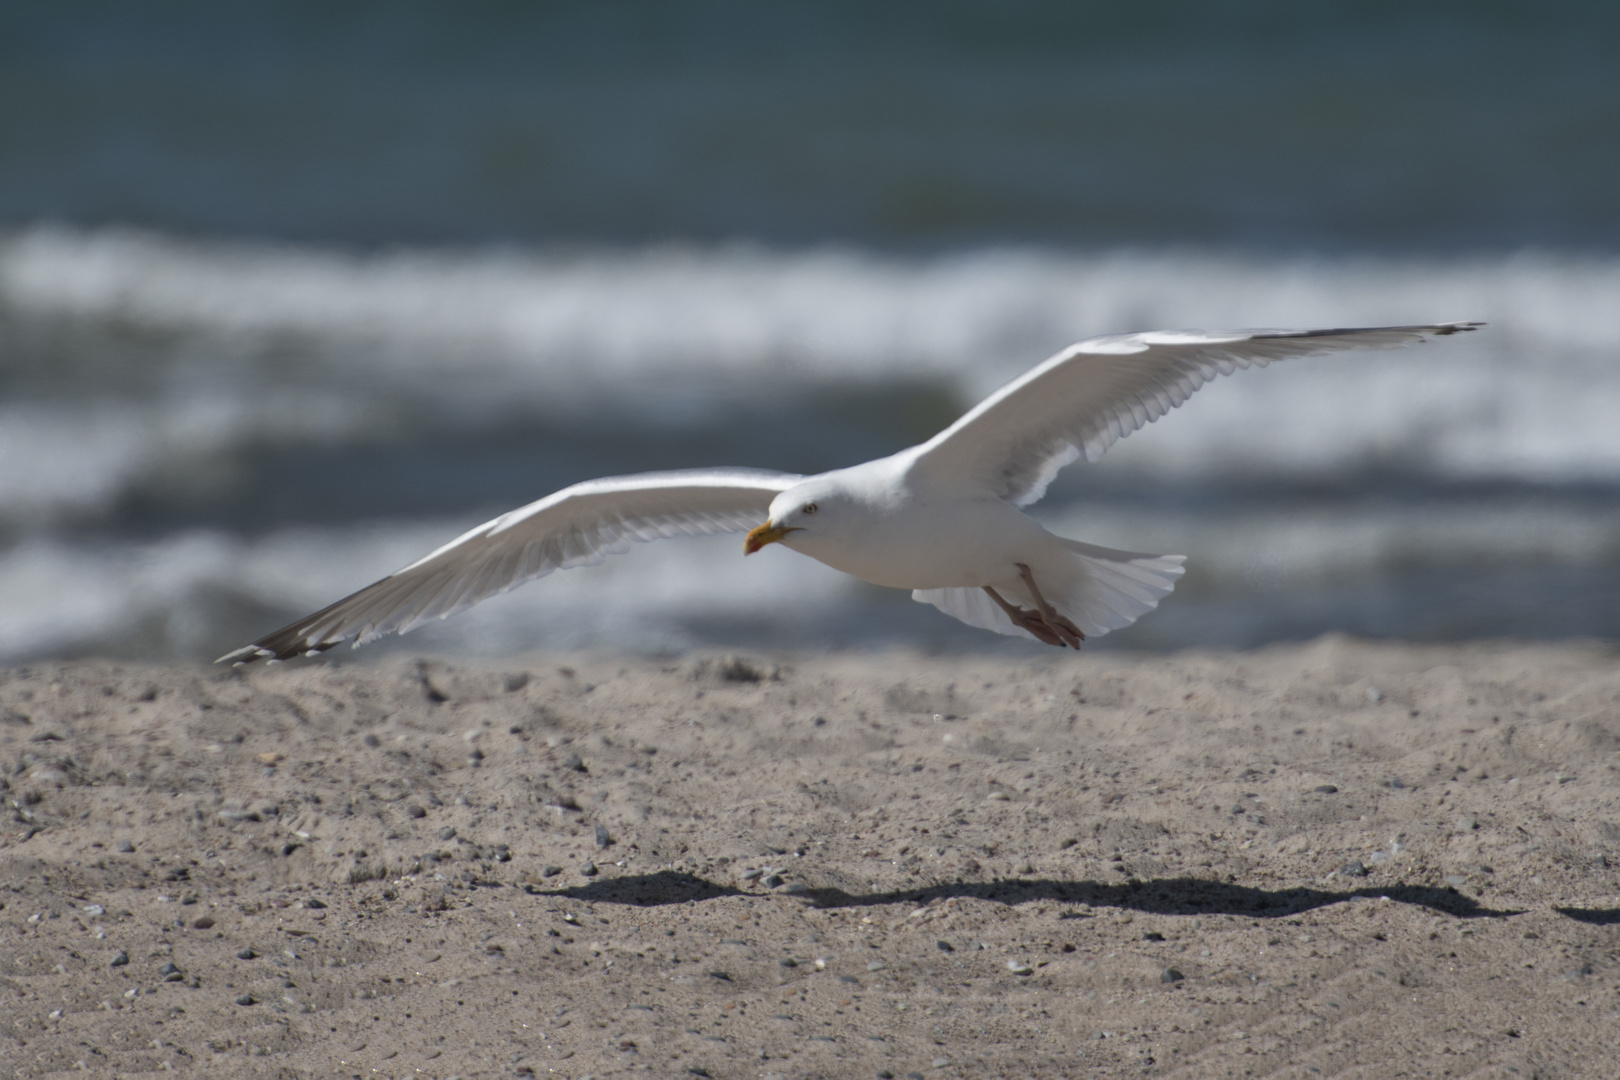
[1016,562,1085,649]
[982,585,1069,648]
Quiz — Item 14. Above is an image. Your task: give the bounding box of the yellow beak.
[743,520,801,555]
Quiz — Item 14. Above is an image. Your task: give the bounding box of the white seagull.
[220,322,1479,663]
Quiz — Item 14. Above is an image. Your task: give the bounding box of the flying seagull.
[220,322,1479,663]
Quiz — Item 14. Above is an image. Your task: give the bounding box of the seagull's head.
[744,484,844,556]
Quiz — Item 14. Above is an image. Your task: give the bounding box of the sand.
[2,637,1618,1079]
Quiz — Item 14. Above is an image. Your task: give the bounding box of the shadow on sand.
[525,870,746,905]
[1554,906,1620,925]
[528,869,1521,919]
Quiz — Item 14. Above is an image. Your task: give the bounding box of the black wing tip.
[215,633,342,666]
[215,584,388,665]
[1252,321,1484,340]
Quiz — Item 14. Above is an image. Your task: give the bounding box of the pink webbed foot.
[982,567,1085,650]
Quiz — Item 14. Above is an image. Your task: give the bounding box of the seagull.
[219,322,1479,663]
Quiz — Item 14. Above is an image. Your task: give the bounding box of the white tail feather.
[913,542,1185,643]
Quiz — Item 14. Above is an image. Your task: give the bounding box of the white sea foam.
[0,524,856,662]
[2,228,1618,657]
[4,229,1618,503]
[2,494,1614,664]
[0,393,387,525]
[1042,500,1620,588]
[8,227,1620,374]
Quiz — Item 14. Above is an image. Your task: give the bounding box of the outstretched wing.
[218,467,800,663]
[908,323,1481,507]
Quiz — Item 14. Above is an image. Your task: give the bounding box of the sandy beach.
[3,638,1617,1078]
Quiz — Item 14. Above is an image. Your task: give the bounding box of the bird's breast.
[785,497,1044,590]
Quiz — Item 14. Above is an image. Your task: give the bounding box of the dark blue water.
[3,0,1617,250]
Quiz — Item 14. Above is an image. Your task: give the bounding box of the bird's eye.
[802,502,819,515]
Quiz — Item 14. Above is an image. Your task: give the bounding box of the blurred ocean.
[0,2,1617,660]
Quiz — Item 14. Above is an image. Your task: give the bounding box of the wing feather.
[909,323,1480,506]
[218,467,799,663]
